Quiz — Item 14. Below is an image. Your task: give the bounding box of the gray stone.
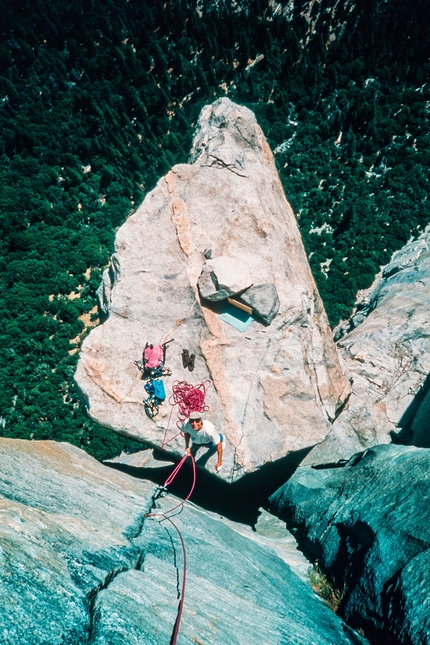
[0,439,155,645]
[96,254,122,314]
[241,282,280,325]
[388,549,430,645]
[270,444,430,644]
[96,267,112,314]
[75,98,350,481]
[305,225,430,466]
[105,448,176,469]
[197,255,253,301]
[0,439,368,645]
[408,378,430,447]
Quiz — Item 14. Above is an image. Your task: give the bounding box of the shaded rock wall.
[0,439,368,645]
[270,444,430,644]
[305,226,430,465]
[75,98,349,480]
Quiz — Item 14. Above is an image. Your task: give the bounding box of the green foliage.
[309,562,345,613]
[0,0,429,456]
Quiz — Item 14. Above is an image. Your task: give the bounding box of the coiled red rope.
[170,380,211,428]
[145,454,196,645]
[161,380,211,448]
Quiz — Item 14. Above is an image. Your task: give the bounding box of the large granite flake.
[0,439,368,645]
[75,98,350,480]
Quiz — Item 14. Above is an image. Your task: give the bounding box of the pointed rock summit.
[75,98,350,479]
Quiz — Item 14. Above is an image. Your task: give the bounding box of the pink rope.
[163,453,197,515]
[161,405,179,449]
[160,380,211,447]
[145,454,196,645]
[169,380,211,429]
[165,514,187,645]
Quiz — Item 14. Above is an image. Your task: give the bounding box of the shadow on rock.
[391,372,430,446]
[107,446,312,527]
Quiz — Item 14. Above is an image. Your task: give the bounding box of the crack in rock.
[203,154,248,176]
[85,485,161,644]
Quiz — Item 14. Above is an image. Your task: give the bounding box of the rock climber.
[183,411,224,472]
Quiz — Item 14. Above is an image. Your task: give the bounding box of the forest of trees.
[0,0,429,460]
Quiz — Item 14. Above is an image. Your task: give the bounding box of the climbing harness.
[161,380,211,448]
[145,454,196,645]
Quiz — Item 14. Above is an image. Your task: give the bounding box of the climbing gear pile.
[136,340,209,435]
[143,379,166,418]
[136,339,174,418]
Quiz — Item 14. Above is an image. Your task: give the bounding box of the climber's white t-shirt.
[182,420,221,445]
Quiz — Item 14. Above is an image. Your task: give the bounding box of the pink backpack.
[143,344,164,369]
[137,340,173,379]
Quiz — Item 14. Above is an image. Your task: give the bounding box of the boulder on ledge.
[241,283,280,325]
[197,255,253,301]
[75,98,350,481]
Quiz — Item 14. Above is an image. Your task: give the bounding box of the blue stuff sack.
[144,379,166,403]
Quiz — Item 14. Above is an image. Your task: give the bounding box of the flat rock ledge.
[0,439,368,645]
[75,98,350,480]
[270,444,430,645]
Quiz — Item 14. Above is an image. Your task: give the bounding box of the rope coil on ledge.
[161,380,211,448]
[169,380,211,428]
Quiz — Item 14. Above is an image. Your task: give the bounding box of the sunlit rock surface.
[75,98,350,480]
[305,226,430,465]
[0,439,368,645]
[0,439,154,645]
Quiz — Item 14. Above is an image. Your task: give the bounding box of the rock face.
[75,98,350,480]
[409,383,430,447]
[270,444,430,644]
[304,226,430,465]
[0,439,368,645]
[0,439,154,645]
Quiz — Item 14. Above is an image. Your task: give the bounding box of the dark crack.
[84,484,161,644]
[234,122,260,149]
[86,564,132,645]
[202,154,247,177]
